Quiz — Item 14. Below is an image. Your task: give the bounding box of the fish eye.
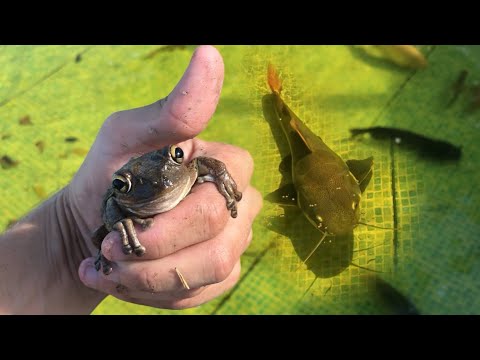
[170,146,184,164]
[112,174,132,193]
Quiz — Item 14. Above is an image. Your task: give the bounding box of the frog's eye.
[112,174,132,193]
[170,146,184,164]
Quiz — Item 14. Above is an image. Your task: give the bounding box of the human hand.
[68,45,262,309]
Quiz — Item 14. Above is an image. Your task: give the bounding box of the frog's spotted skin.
[93,145,242,275]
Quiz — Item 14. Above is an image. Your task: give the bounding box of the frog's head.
[110,145,196,212]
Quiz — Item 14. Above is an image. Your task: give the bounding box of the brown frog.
[93,144,242,275]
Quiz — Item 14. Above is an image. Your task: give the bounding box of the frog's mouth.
[119,176,196,217]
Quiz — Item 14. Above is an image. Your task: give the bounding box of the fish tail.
[267,63,283,95]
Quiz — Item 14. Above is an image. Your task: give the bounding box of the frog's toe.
[133,245,146,256]
[122,244,133,255]
[94,257,102,271]
[234,191,242,202]
[132,217,154,229]
[226,200,235,210]
[142,218,154,229]
[102,256,113,275]
[95,251,114,275]
[102,263,113,275]
[226,201,238,218]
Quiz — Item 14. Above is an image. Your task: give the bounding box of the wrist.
[0,187,105,314]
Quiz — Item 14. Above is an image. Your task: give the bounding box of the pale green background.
[1,45,479,314]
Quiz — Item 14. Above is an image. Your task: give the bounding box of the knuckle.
[134,269,161,293]
[210,245,235,283]
[203,199,228,235]
[103,111,124,129]
[191,197,228,240]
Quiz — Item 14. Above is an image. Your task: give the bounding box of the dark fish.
[1,134,11,140]
[75,53,82,63]
[350,126,461,161]
[0,155,19,169]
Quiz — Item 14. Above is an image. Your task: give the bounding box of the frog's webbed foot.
[94,250,113,275]
[113,219,146,256]
[196,157,242,218]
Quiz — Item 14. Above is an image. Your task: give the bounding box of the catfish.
[350,126,462,161]
[265,64,374,264]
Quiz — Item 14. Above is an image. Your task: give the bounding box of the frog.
[92,144,242,275]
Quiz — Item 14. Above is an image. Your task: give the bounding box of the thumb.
[104,45,224,152]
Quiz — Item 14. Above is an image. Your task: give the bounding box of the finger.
[101,45,224,153]
[123,260,242,310]
[82,260,242,310]
[82,196,257,296]
[105,211,253,296]
[102,142,257,261]
[103,185,261,262]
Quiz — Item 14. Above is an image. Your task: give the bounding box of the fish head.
[295,156,362,236]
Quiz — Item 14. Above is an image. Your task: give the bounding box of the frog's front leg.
[102,197,148,271]
[194,157,242,218]
[95,216,149,275]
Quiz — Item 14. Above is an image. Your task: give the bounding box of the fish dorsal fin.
[346,156,374,193]
[289,115,328,153]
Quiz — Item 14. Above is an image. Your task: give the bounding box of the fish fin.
[289,115,328,153]
[265,183,298,206]
[346,156,374,193]
[261,213,299,238]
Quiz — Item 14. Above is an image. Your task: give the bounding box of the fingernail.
[80,259,97,287]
